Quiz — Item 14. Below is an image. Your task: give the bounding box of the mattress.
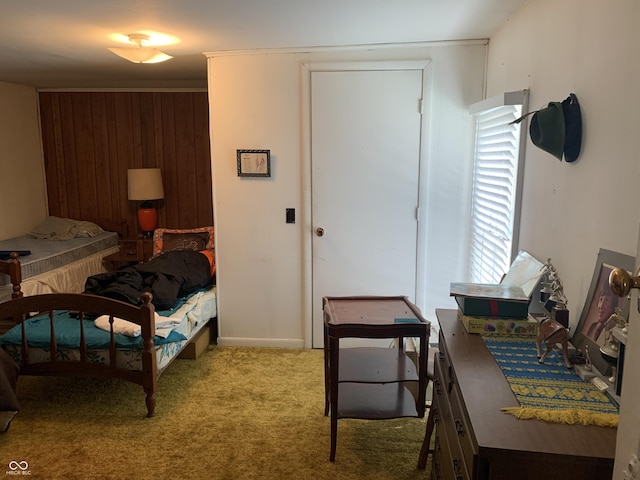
[0,286,217,373]
[0,231,119,282]
[0,247,122,305]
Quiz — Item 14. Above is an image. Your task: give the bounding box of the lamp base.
[138,203,158,238]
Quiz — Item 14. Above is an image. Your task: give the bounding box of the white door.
[311,68,423,348]
[613,227,640,477]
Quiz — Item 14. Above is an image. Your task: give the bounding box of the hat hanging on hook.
[560,93,582,163]
[529,101,565,160]
[512,93,582,163]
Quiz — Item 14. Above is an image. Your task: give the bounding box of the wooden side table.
[323,295,430,461]
[102,238,153,271]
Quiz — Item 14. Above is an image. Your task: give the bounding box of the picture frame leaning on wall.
[571,248,634,376]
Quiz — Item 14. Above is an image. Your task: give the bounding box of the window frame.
[467,89,530,284]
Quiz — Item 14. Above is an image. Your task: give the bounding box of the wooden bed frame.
[0,252,23,300]
[0,253,166,418]
[0,225,217,417]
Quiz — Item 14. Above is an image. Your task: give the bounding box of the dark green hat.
[561,93,582,163]
[530,102,565,161]
[528,93,582,162]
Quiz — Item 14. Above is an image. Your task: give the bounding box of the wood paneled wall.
[39,91,213,237]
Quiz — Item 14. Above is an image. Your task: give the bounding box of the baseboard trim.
[217,337,305,348]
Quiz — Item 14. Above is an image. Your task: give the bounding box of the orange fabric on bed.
[199,249,216,277]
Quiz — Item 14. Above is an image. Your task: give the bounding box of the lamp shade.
[108,47,173,64]
[128,168,164,201]
[108,33,173,64]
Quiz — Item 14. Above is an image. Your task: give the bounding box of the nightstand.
[103,238,154,271]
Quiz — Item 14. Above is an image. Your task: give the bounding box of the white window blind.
[468,91,528,284]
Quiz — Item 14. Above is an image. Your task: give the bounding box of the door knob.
[609,268,640,297]
[315,227,325,237]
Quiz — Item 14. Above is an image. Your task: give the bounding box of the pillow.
[153,227,215,256]
[74,220,105,238]
[29,216,105,240]
[161,231,209,252]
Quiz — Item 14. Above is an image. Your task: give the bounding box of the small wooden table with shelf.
[102,238,153,271]
[323,295,430,461]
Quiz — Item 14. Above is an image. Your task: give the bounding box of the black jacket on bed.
[85,250,212,310]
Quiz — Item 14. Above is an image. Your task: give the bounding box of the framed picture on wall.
[237,149,271,177]
[571,248,634,375]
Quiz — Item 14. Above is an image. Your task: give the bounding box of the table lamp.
[128,168,164,238]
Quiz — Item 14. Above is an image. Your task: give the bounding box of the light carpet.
[0,346,431,479]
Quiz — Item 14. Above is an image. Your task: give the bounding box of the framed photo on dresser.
[571,248,634,375]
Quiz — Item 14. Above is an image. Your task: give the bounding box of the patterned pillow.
[153,227,215,256]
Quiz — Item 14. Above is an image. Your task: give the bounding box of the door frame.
[300,59,434,348]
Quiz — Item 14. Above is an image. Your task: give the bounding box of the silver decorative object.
[584,345,592,371]
[540,258,568,321]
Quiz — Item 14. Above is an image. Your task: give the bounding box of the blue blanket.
[0,312,186,349]
[0,293,201,350]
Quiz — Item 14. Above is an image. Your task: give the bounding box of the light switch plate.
[286,208,295,224]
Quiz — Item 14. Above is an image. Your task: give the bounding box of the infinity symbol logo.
[8,461,29,471]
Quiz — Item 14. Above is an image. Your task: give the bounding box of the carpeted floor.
[0,346,431,479]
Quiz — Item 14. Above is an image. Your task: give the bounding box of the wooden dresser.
[432,309,616,480]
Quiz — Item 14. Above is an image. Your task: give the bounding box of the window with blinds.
[468,90,528,284]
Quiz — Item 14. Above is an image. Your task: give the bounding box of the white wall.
[207,43,486,347]
[487,0,639,319]
[208,52,306,347]
[486,0,640,477]
[0,81,47,239]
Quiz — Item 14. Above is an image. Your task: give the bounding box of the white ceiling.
[1,0,527,90]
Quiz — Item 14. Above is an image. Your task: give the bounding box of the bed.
[0,226,217,418]
[0,217,122,303]
[0,253,22,301]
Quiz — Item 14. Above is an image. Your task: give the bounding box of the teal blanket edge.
[0,293,202,349]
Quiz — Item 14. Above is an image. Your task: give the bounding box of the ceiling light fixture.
[108,33,173,64]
